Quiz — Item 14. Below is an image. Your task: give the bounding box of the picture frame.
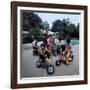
[11,1,88,89]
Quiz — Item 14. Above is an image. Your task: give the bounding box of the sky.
[35,12,81,29]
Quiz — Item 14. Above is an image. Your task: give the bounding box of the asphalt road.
[21,44,79,78]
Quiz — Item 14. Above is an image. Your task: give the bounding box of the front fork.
[46,57,52,65]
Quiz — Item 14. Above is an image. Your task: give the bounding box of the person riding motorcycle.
[38,44,51,64]
[47,35,53,55]
[58,39,66,61]
[65,38,72,65]
[32,40,38,55]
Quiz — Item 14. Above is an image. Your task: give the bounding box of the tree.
[22,11,43,41]
[29,27,41,38]
[61,19,70,38]
[41,21,49,30]
[51,20,62,32]
[51,18,79,39]
[76,23,79,38]
[51,19,70,39]
[22,11,42,31]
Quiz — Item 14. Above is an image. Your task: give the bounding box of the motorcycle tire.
[56,60,61,66]
[47,65,55,75]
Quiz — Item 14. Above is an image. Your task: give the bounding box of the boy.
[38,44,51,64]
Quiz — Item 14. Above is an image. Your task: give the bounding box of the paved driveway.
[21,44,79,78]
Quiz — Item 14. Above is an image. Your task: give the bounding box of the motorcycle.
[56,51,74,66]
[36,55,55,75]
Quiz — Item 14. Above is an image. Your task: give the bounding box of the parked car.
[22,31,33,44]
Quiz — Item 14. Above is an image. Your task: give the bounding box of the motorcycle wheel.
[69,55,74,62]
[47,65,55,75]
[56,60,61,66]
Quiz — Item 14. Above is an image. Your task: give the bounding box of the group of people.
[33,34,72,65]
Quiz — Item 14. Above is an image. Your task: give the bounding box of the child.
[38,44,51,64]
[59,39,66,61]
[32,40,38,55]
[65,38,72,65]
[47,35,53,55]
